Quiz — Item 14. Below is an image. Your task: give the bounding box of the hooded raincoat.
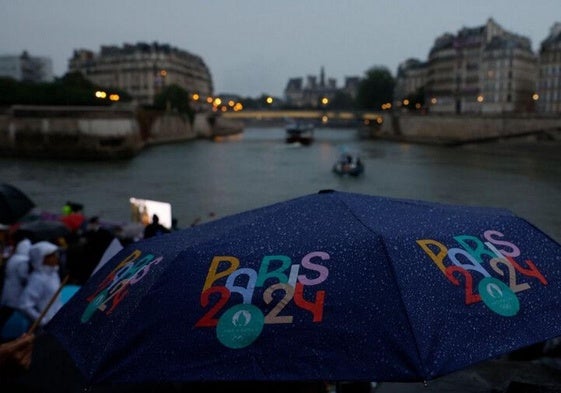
[0,238,32,309]
[18,241,62,327]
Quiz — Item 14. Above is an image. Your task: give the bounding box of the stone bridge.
[224,110,561,144]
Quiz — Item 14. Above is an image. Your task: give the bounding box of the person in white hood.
[0,236,31,309]
[18,241,62,329]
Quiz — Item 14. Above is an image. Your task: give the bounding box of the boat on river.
[285,122,315,145]
[332,153,364,177]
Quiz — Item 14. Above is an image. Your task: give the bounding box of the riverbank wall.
[375,113,561,145]
[0,105,243,159]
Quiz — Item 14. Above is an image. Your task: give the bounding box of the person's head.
[13,236,31,256]
[152,214,159,224]
[62,203,72,216]
[87,216,101,231]
[11,230,31,252]
[29,241,59,270]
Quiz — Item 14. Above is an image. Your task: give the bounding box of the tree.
[407,86,425,111]
[330,91,356,110]
[355,66,395,110]
[60,72,96,89]
[153,84,194,122]
[0,72,132,106]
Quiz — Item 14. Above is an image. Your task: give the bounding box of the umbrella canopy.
[18,220,71,243]
[0,183,35,225]
[46,190,561,386]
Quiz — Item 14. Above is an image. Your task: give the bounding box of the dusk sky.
[2,1,560,97]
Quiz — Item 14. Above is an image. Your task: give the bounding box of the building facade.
[68,42,213,106]
[0,51,54,82]
[480,36,537,113]
[537,23,561,113]
[393,58,427,109]
[284,67,360,108]
[424,18,537,114]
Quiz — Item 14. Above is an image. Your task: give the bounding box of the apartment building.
[69,42,213,106]
[410,18,538,114]
[537,23,561,113]
[394,58,427,109]
[481,36,537,113]
[0,51,54,83]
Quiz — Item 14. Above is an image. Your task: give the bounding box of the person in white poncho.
[0,235,32,310]
[18,241,63,330]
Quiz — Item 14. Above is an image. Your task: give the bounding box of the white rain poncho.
[0,238,32,308]
[18,241,62,326]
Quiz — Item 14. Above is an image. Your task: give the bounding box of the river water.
[1,127,561,242]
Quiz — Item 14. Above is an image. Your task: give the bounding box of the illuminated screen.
[129,197,172,229]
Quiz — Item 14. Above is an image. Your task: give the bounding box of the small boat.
[285,122,314,145]
[332,154,364,177]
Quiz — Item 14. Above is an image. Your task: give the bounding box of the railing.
[222,109,382,120]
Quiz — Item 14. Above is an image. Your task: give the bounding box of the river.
[1,126,561,242]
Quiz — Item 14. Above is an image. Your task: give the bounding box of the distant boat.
[332,153,364,177]
[285,122,314,145]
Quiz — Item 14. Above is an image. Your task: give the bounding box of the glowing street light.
[532,93,540,101]
[192,93,200,101]
[321,97,329,105]
[95,91,107,99]
[266,96,273,104]
[109,94,120,102]
[477,95,484,103]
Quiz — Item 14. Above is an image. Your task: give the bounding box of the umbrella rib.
[376,236,428,380]
[333,194,429,380]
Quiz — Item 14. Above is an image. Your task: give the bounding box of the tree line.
[0,66,425,113]
[0,72,132,107]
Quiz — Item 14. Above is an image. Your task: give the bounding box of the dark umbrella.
[45,190,561,386]
[0,183,35,225]
[18,220,71,243]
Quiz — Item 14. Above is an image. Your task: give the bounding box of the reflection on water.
[1,127,560,241]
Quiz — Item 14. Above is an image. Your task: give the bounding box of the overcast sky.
[2,1,560,97]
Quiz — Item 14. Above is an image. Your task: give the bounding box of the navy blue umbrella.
[0,183,35,225]
[46,190,561,385]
